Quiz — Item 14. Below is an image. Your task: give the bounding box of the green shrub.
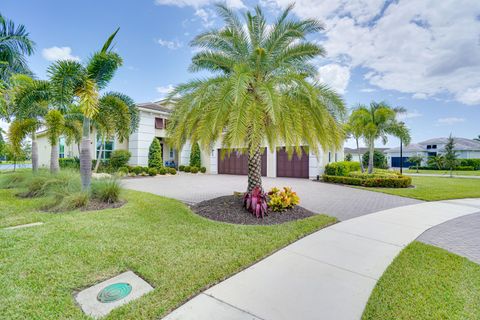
[148,168,157,176]
[118,166,129,175]
[189,142,202,168]
[459,159,480,170]
[200,167,207,173]
[348,170,400,179]
[345,153,353,161]
[323,174,411,188]
[132,166,143,175]
[456,166,475,171]
[148,138,163,169]
[59,158,80,170]
[46,191,89,212]
[190,166,199,174]
[167,167,177,175]
[267,187,300,212]
[158,167,167,175]
[179,165,185,171]
[362,150,388,169]
[109,150,131,169]
[184,166,191,172]
[90,179,122,203]
[324,161,361,176]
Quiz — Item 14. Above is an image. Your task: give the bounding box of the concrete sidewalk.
[163,199,480,320]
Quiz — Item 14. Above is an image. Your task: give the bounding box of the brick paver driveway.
[123,173,420,220]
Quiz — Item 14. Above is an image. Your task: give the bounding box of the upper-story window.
[426,145,432,149]
[155,117,164,129]
[432,145,437,149]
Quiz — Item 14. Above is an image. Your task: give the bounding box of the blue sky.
[2,0,480,148]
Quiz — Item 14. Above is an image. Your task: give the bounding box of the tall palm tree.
[167,4,345,192]
[48,29,122,189]
[0,13,35,83]
[350,102,411,173]
[92,92,138,172]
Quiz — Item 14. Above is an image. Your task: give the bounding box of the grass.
[361,176,480,201]
[0,188,336,319]
[404,169,480,176]
[363,242,480,320]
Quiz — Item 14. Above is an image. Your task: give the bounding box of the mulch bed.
[191,195,316,225]
[80,200,126,211]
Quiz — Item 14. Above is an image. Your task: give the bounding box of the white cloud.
[266,0,480,106]
[397,109,422,121]
[42,46,80,62]
[154,0,245,9]
[412,93,428,100]
[437,117,465,125]
[360,88,376,93]
[156,84,175,97]
[318,64,350,94]
[195,8,215,27]
[156,38,183,50]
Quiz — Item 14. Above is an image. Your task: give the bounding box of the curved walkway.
[418,199,480,264]
[163,199,480,320]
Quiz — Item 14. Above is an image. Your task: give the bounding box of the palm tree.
[345,118,365,172]
[167,4,345,192]
[0,14,35,83]
[48,29,122,189]
[92,92,138,172]
[350,102,411,174]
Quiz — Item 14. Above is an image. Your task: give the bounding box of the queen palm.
[345,119,365,172]
[167,4,345,192]
[350,102,411,174]
[48,29,122,189]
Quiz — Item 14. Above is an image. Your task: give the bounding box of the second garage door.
[218,148,267,176]
[276,147,309,178]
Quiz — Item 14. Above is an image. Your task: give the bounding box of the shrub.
[345,153,353,161]
[148,168,157,176]
[158,167,167,175]
[459,159,480,170]
[167,167,177,175]
[267,187,300,212]
[456,166,475,171]
[90,179,122,203]
[109,150,131,170]
[200,167,207,173]
[189,142,202,168]
[324,161,361,176]
[243,186,268,218]
[323,174,412,188]
[184,166,191,172]
[118,166,129,175]
[362,150,388,169]
[179,165,185,171]
[148,138,163,169]
[190,166,199,173]
[59,158,80,170]
[132,166,143,175]
[47,191,89,212]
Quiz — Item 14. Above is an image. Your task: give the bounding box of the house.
[385,137,480,167]
[343,147,389,163]
[36,101,344,178]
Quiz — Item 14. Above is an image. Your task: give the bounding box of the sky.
[2,0,480,148]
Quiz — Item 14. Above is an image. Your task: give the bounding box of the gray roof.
[137,101,173,114]
[386,137,480,153]
[344,147,389,154]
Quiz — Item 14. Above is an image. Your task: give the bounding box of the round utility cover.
[97,283,132,303]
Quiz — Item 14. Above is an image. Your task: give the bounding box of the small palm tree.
[0,14,35,83]
[167,4,345,192]
[48,29,122,189]
[408,155,424,173]
[350,102,411,174]
[345,119,365,172]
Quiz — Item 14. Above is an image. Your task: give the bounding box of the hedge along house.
[385,137,480,168]
[35,101,344,178]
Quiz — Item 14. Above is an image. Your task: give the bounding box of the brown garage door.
[276,147,309,178]
[218,148,267,176]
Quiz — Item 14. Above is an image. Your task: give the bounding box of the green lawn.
[362,176,480,201]
[0,189,335,319]
[404,169,480,176]
[363,242,480,320]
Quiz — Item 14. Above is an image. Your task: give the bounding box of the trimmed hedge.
[323,174,412,188]
[460,159,480,170]
[410,165,476,171]
[324,161,361,176]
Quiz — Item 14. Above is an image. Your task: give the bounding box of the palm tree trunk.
[50,141,59,173]
[80,118,92,190]
[368,139,374,174]
[356,138,364,173]
[31,132,38,173]
[247,146,262,192]
[94,137,104,173]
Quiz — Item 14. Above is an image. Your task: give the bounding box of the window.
[155,117,164,129]
[432,145,437,149]
[96,135,115,159]
[334,152,338,162]
[328,152,331,163]
[169,148,174,159]
[59,137,65,159]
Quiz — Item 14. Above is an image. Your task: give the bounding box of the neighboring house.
[385,137,480,167]
[36,101,344,178]
[343,147,389,163]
